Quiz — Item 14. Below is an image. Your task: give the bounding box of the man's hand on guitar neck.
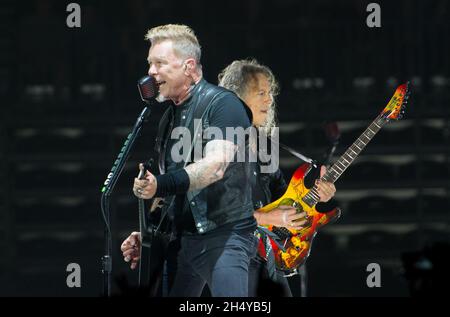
[315,166,336,203]
[121,232,141,270]
[133,163,157,200]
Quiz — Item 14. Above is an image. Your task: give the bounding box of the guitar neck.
[326,115,387,182]
[303,114,387,206]
[138,198,146,234]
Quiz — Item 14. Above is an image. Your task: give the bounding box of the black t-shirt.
[164,91,256,234]
[251,133,288,209]
[252,165,288,210]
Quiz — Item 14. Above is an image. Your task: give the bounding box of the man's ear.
[184,58,196,72]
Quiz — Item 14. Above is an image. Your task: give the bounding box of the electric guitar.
[256,82,410,274]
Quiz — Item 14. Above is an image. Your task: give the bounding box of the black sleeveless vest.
[155,79,255,234]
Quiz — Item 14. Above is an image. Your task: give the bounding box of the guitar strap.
[268,136,315,165]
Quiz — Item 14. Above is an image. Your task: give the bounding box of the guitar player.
[218,59,337,296]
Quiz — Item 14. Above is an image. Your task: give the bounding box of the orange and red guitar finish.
[256,82,411,275]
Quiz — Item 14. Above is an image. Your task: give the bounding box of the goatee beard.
[156,93,166,103]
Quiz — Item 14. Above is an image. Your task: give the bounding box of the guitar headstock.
[380,82,410,121]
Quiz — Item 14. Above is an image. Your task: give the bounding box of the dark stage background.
[0,0,449,297]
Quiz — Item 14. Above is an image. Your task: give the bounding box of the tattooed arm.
[133,139,237,199]
[133,93,249,199]
[185,139,237,191]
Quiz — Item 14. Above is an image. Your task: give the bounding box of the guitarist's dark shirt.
[252,164,288,210]
[251,133,288,208]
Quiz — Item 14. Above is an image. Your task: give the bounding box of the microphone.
[324,121,341,145]
[137,75,158,104]
[321,121,340,166]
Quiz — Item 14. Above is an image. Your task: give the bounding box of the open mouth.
[156,80,167,88]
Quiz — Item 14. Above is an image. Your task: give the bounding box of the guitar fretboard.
[302,115,387,207]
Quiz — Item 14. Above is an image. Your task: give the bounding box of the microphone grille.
[137,75,158,103]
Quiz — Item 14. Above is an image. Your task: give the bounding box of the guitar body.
[257,163,341,273]
[137,196,170,297]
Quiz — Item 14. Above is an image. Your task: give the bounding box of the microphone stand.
[100,105,152,297]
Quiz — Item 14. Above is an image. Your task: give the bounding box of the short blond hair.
[218,59,279,135]
[145,24,201,65]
